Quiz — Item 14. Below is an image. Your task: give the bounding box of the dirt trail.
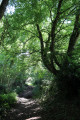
[5,86,43,120]
[5,97,42,120]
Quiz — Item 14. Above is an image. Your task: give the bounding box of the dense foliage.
[0,0,80,119]
[0,92,17,119]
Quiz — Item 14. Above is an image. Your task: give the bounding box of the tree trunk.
[0,0,9,20]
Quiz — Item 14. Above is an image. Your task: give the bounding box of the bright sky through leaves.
[6,6,15,14]
[0,0,2,5]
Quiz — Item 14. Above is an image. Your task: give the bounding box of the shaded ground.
[4,86,43,120]
[5,97,42,120]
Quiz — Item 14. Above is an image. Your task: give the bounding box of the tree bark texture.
[0,0,9,20]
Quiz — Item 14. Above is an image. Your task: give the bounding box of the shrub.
[0,84,7,94]
[0,92,17,118]
[33,85,42,98]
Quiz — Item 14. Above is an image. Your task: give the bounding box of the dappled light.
[0,0,80,120]
[26,116,41,120]
[5,96,42,120]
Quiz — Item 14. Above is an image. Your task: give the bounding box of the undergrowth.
[0,92,17,119]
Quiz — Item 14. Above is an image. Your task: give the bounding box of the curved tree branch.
[36,24,58,75]
[36,24,44,56]
[67,10,80,55]
[50,0,63,52]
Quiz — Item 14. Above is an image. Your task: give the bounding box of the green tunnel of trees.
[0,0,80,119]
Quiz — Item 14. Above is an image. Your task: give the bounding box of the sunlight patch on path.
[5,94,42,120]
[26,116,41,120]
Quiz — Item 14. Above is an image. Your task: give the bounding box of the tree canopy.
[2,0,80,74]
[0,0,80,99]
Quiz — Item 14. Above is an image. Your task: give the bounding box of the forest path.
[5,86,43,120]
[5,97,42,120]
